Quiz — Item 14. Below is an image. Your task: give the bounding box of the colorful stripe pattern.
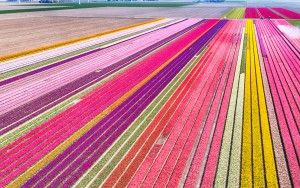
[243,7,300,19]
[272,8,300,19]
[0,18,299,187]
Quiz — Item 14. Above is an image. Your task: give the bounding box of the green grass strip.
[223,8,245,19]
[240,33,247,74]
[0,20,174,81]
[288,19,300,28]
[223,8,234,18]
[75,48,206,187]
[1,2,192,14]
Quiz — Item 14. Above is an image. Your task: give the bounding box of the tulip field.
[0,4,299,188]
[224,7,300,19]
